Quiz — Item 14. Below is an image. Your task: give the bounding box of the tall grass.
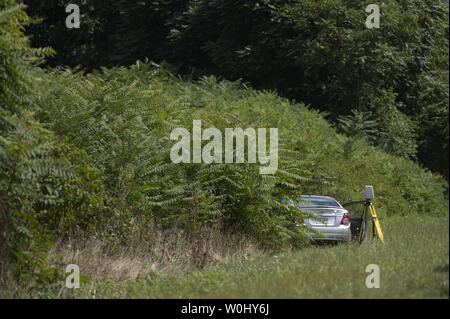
[0,226,265,298]
[122,216,449,298]
[3,215,446,298]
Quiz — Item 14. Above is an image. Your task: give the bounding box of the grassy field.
[50,215,448,299]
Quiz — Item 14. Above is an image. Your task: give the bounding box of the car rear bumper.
[307,225,352,242]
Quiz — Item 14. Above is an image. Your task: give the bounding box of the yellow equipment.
[343,186,384,244]
[358,200,384,244]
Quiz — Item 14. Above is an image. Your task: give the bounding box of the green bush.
[33,63,448,241]
[1,0,68,277]
[0,1,108,279]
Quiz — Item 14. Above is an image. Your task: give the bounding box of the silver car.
[298,195,352,242]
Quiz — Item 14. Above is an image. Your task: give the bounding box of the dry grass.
[47,227,265,282]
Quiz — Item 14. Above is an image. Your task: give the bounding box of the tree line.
[22,0,449,178]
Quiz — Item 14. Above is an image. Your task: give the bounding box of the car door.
[342,201,367,241]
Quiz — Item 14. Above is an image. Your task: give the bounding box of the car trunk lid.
[303,207,346,227]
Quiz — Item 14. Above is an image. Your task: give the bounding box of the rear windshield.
[297,196,342,208]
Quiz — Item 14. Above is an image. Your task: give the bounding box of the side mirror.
[364,185,374,200]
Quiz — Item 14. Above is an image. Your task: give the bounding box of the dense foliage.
[1,0,67,278]
[22,0,450,177]
[22,0,118,69]
[0,1,448,287]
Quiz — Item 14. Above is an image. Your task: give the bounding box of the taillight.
[340,212,350,226]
